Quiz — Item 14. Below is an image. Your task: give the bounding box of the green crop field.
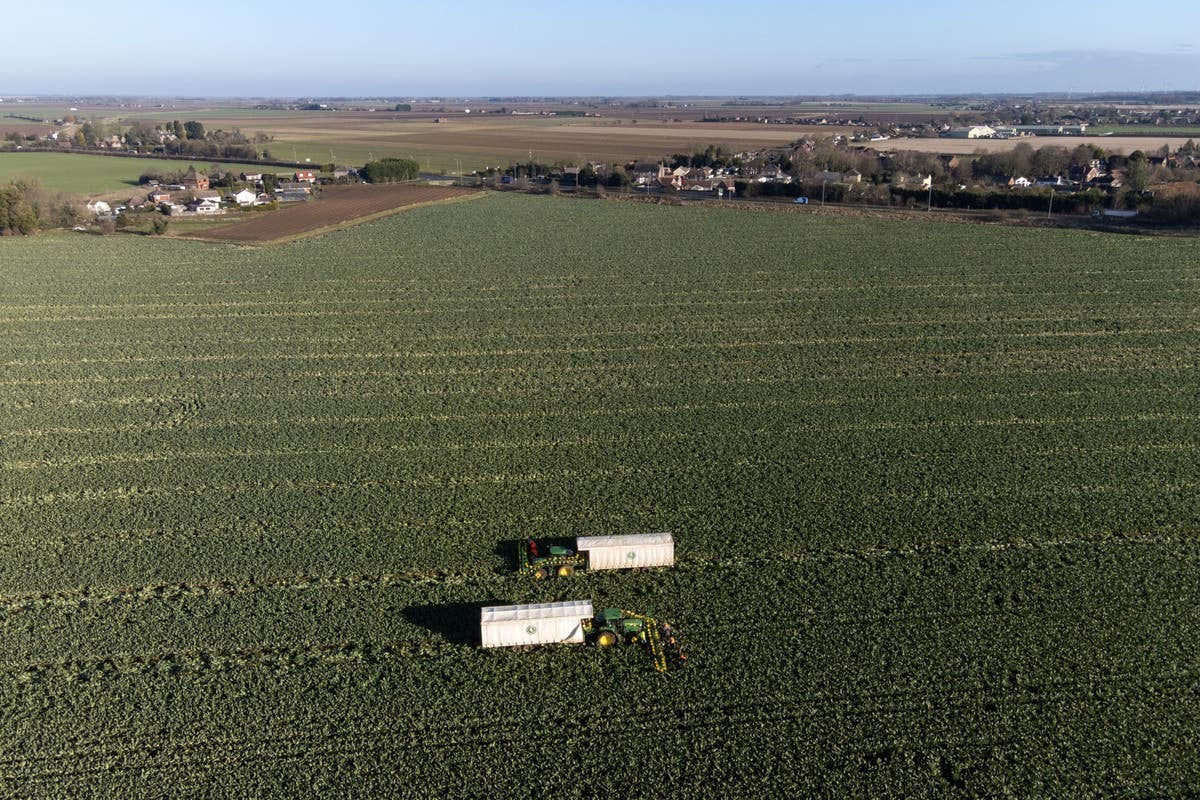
[0,153,282,195]
[1,195,1198,797]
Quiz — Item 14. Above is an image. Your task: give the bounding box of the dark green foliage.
[0,196,1197,796]
[360,158,420,183]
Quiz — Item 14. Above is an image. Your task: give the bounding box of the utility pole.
[927,179,933,211]
[821,180,826,205]
[1048,187,1055,218]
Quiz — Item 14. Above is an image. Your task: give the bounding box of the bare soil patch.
[191,184,480,243]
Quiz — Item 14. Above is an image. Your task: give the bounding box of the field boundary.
[184,185,487,246]
[242,191,489,245]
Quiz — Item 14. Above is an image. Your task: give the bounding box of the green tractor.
[584,608,687,672]
[518,538,585,579]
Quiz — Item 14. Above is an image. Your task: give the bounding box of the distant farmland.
[879,135,1198,155]
[88,106,851,172]
[1,195,1197,796]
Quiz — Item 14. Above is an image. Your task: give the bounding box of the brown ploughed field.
[193,184,480,243]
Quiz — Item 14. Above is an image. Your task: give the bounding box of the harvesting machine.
[518,533,674,579]
[479,600,686,673]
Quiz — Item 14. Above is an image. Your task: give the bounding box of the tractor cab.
[520,537,584,579]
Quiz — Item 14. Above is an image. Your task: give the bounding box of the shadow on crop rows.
[402,601,492,646]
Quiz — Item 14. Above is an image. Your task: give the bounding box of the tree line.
[0,181,84,235]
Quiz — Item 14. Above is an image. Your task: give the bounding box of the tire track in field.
[3,357,1193,392]
[10,262,1197,295]
[2,327,1188,369]
[3,265,1195,304]
[2,671,1189,787]
[2,286,1196,324]
[2,273,1190,311]
[6,398,1197,444]
[0,355,760,388]
[5,313,1193,353]
[7,385,1197,471]
[0,530,1187,618]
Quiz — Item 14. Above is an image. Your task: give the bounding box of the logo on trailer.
[525,625,537,635]
[627,551,637,560]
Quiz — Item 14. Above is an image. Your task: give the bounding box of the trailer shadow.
[402,602,492,646]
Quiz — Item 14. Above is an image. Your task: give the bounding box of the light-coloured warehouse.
[479,600,593,648]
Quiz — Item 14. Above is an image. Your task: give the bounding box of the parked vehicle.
[518,533,674,579]
[479,599,686,672]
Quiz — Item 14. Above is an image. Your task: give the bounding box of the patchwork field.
[1,194,1198,796]
[192,184,482,243]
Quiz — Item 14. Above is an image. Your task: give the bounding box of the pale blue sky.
[2,0,1197,96]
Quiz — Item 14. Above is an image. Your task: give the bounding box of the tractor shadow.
[494,540,522,572]
[402,601,491,646]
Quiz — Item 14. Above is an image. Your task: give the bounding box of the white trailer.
[575,532,675,571]
[479,600,593,648]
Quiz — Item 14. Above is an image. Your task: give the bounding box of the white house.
[230,188,257,205]
[187,197,225,215]
[86,200,111,215]
[1008,176,1032,189]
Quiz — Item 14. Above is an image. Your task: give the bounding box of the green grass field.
[0,152,284,195]
[1,195,1198,796]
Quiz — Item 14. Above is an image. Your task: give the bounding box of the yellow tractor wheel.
[533,568,548,580]
[557,564,575,578]
[595,630,618,647]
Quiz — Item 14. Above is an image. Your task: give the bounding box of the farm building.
[275,188,309,202]
[946,125,997,139]
[294,170,316,183]
[480,600,593,648]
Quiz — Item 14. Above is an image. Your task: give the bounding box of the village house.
[239,172,263,183]
[181,167,209,191]
[294,169,316,183]
[186,196,225,215]
[147,188,172,205]
[1007,176,1033,189]
[1069,160,1105,185]
[229,188,258,205]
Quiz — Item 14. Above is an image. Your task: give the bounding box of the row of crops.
[1,194,1197,796]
